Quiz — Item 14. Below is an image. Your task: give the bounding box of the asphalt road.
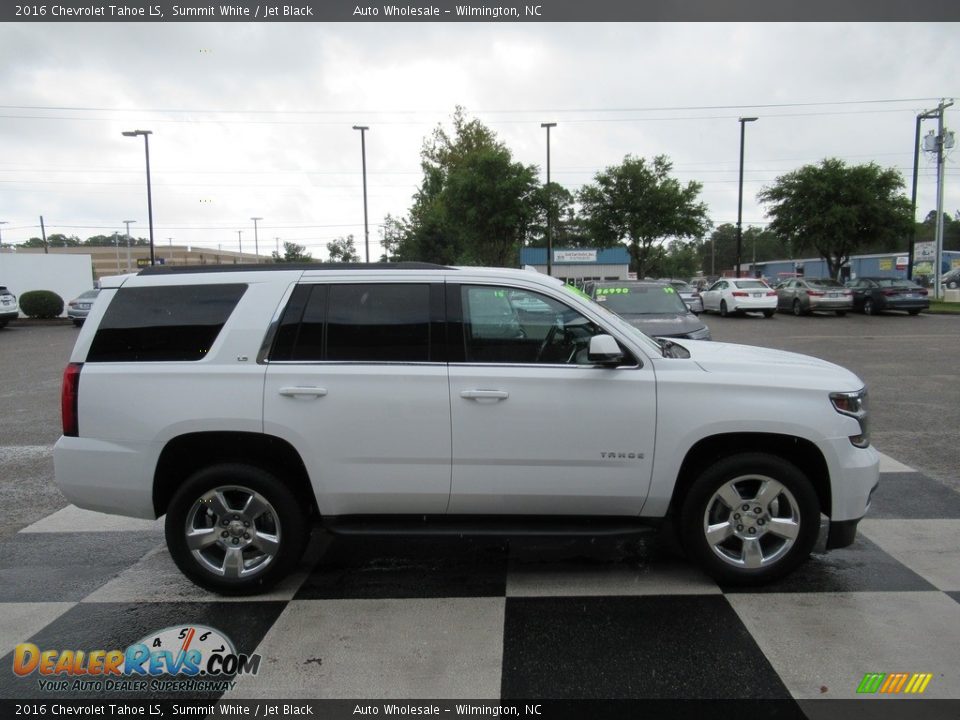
[0,311,957,542]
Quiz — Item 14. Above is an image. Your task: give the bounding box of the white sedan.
[702,278,778,317]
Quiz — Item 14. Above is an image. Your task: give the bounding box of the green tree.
[758,158,913,279]
[378,214,406,262]
[527,182,582,248]
[577,155,710,278]
[22,233,82,248]
[395,108,539,267]
[271,241,312,263]
[326,234,360,263]
[653,239,703,279]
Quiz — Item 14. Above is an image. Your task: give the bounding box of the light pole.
[736,117,758,279]
[123,220,136,271]
[541,122,557,277]
[0,221,7,255]
[121,130,155,266]
[352,125,370,263]
[237,230,243,259]
[251,217,262,263]
[168,237,174,265]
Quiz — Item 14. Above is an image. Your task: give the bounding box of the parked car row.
[695,276,930,318]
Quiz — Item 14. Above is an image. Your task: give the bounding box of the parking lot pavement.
[0,453,957,705]
[1,322,958,710]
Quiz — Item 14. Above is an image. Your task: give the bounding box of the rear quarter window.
[87,284,247,362]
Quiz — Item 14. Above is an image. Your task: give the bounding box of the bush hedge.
[19,290,65,319]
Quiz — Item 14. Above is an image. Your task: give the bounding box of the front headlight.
[830,389,870,448]
[687,326,712,341]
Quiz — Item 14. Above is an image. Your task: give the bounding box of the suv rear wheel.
[680,453,819,585]
[165,463,308,595]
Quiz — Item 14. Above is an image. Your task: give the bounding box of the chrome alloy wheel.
[702,475,801,570]
[184,485,281,579]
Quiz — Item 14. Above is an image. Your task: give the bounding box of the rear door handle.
[279,386,328,398]
[460,389,509,401]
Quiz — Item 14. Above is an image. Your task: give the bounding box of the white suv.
[54,264,878,594]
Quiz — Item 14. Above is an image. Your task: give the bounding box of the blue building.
[750,251,960,284]
[519,247,631,282]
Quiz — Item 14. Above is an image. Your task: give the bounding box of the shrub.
[20,290,64,319]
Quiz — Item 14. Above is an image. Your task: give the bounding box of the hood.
[621,312,705,337]
[675,340,863,389]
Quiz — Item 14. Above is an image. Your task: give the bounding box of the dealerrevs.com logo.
[856,672,933,695]
[13,625,260,693]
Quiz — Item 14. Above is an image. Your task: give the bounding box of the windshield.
[876,279,916,288]
[594,285,688,314]
[807,279,844,289]
[563,285,663,356]
[733,280,768,289]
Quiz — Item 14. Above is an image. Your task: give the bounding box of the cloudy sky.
[0,21,957,261]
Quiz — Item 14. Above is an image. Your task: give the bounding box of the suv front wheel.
[680,453,819,585]
[165,464,308,595]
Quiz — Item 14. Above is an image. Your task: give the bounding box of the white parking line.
[877,452,916,473]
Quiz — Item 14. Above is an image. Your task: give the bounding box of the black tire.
[907,309,921,316]
[720,300,730,318]
[792,299,804,317]
[679,453,819,586]
[863,298,875,316]
[72,319,83,327]
[835,311,847,317]
[762,309,775,318]
[165,463,309,595]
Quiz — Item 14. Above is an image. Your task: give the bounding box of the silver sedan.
[775,278,853,316]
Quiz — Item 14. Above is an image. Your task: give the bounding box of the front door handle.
[279,386,328,398]
[460,389,509,401]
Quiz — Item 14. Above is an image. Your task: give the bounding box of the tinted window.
[327,284,431,362]
[461,286,607,365]
[272,283,432,362]
[88,284,246,362]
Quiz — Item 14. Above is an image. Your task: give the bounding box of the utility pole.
[40,216,48,254]
[123,220,136,271]
[908,108,940,280]
[352,126,370,263]
[113,231,120,273]
[251,217,262,263]
[541,122,557,277]
[237,230,243,259]
[932,99,954,300]
[168,237,174,265]
[736,117,758,278]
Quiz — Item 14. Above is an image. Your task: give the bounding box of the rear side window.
[270,283,433,362]
[87,284,247,362]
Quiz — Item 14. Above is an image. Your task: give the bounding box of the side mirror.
[588,334,624,366]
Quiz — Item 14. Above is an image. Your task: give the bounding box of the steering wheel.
[536,323,561,362]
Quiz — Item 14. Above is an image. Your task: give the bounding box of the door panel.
[449,364,656,515]
[448,283,656,516]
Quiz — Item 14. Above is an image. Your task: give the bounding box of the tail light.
[919,289,929,296]
[806,290,825,296]
[843,290,853,296]
[731,291,748,297]
[766,291,777,296]
[61,363,82,437]
[881,289,897,296]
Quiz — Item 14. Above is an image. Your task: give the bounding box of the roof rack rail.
[138,262,452,276]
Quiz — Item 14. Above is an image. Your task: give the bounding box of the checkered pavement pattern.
[1,452,958,702]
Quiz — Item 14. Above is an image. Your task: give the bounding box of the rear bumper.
[53,436,157,519]
[731,297,777,311]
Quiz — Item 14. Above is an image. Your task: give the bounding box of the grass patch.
[926,300,960,314]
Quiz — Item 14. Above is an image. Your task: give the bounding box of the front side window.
[461,285,608,365]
